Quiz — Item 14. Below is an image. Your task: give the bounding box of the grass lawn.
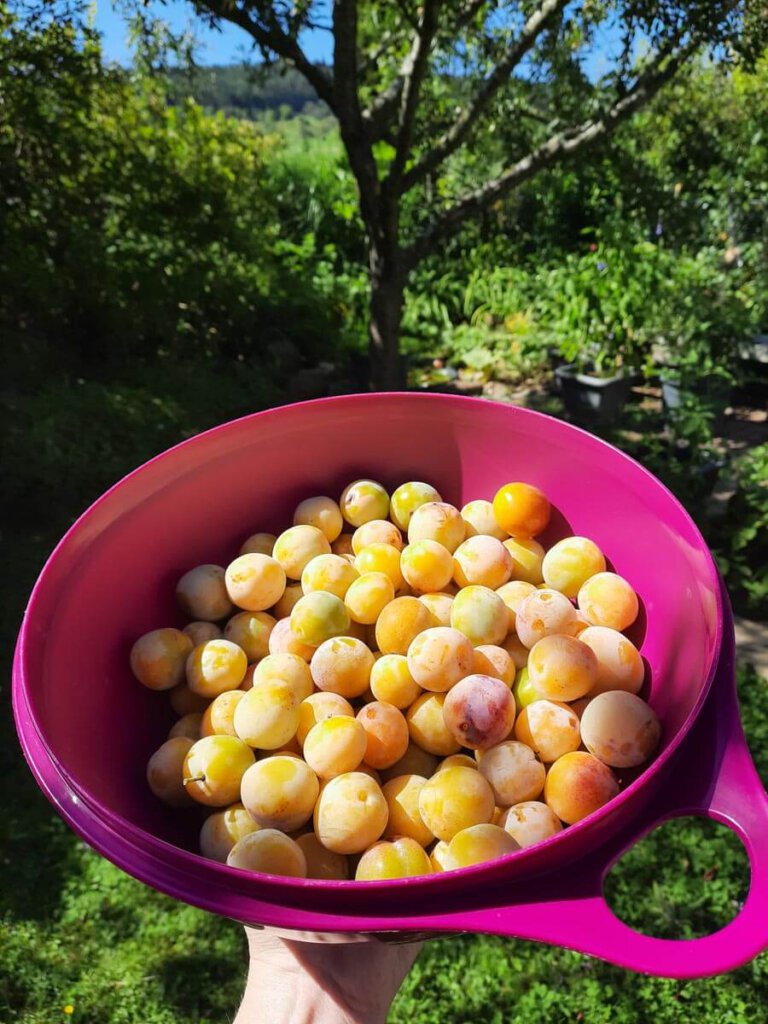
[2,457,767,1024]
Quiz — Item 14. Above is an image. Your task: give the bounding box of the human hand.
[236,925,423,1024]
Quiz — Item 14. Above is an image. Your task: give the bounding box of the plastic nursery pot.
[553,363,634,423]
[13,393,768,978]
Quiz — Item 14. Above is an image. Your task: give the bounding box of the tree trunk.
[368,245,406,391]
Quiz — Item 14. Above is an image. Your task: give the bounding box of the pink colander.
[12,393,768,978]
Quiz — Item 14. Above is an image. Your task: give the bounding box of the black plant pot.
[553,364,633,423]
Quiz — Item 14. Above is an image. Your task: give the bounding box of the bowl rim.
[13,391,723,896]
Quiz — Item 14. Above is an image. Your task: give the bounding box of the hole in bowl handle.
[435,601,768,977]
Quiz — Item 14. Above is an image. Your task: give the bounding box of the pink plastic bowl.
[13,393,768,977]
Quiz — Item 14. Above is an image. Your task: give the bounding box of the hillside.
[168,62,329,120]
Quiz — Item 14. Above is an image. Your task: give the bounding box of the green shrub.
[714,444,768,617]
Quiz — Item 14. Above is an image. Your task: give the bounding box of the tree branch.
[405,36,699,266]
[388,0,442,187]
[357,27,406,76]
[400,0,568,192]
[361,0,490,142]
[332,0,381,232]
[195,0,336,111]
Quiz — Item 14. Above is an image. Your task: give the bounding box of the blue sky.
[93,0,333,66]
[94,1,619,74]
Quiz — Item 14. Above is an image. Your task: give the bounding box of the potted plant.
[539,244,660,422]
[656,246,759,426]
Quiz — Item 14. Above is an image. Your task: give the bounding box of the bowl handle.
[421,585,768,977]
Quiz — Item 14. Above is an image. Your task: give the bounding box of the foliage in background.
[1,13,767,1024]
[715,445,768,618]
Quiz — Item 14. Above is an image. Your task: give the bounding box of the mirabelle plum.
[442,673,516,750]
[200,689,246,737]
[375,596,434,655]
[250,653,314,702]
[500,801,562,848]
[450,586,509,646]
[200,802,261,861]
[569,697,591,718]
[239,532,278,557]
[472,645,515,686]
[339,479,390,528]
[408,502,465,553]
[406,626,474,693]
[418,592,454,627]
[272,583,304,620]
[176,565,234,621]
[492,482,551,538]
[496,579,537,631]
[183,735,255,807]
[352,520,404,554]
[418,766,495,842]
[183,621,223,646]
[344,572,395,625]
[303,716,368,778]
[578,626,645,696]
[296,692,354,746]
[268,617,316,661]
[447,823,519,867]
[436,754,478,772]
[355,837,432,880]
[400,540,454,594]
[379,742,439,783]
[233,679,300,749]
[301,553,358,600]
[240,755,319,831]
[460,499,507,540]
[223,611,275,662]
[296,833,350,880]
[502,539,545,586]
[381,774,434,846]
[514,699,581,762]
[502,633,530,670]
[310,636,374,699]
[580,691,661,767]
[314,772,389,854]
[186,639,248,698]
[169,712,202,741]
[146,737,194,807]
[429,840,454,872]
[528,634,598,701]
[227,829,307,877]
[511,666,537,709]
[291,591,350,647]
[406,693,461,756]
[370,654,421,708]
[542,536,606,598]
[169,682,210,716]
[331,534,355,557]
[577,572,639,631]
[354,543,403,590]
[225,554,286,612]
[476,740,546,805]
[273,525,332,580]
[453,536,513,590]
[131,628,193,691]
[356,701,410,769]
[515,589,578,648]
[293,496,344,543]
[544,751,619,824]
[390,481,442,531]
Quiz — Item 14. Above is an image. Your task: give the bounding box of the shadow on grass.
[158,951,247,1019]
